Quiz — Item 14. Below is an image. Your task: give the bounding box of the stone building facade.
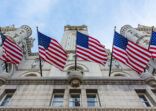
[0,25,156,111]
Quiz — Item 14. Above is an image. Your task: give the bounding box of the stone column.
[81,88,87,107]
[98,88,105,107]
[146,88,156,106]
[64,88,69,107]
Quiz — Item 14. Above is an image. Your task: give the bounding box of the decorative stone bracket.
[67,71,83,87]
[140,72,156,87]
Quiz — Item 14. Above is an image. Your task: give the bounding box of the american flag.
[113,32,151,74]
[76,31,107,65]
[149,31,156,58]
[38,31,67,70]
[0,33,23,64]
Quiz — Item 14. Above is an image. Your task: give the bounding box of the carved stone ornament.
[70,79,81,87]
[140,72,156,87]
[67,71,83,87]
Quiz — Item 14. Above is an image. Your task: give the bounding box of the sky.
[0,0,156,52]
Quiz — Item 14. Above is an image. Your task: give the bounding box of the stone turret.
[0,25,33,79]
[120,25,156,87]
[120,25,151,49]
[61,25,88,52]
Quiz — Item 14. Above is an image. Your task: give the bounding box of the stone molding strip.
[0,108,156,111]
[3,78,145,85]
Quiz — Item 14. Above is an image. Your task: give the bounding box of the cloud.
[1,0,156,52]
[114,0,156,28]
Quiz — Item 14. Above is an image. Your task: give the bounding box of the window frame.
[51,93,64,107]
[69,92,81,107]
[136,90,153,107]
[0,90,15,106]
[87,93,100,107]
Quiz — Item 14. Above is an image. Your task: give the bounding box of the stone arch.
[111,71,130,77]
[21,72,40,77]
[64,63,89,72]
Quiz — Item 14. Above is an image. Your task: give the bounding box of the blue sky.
[0,0,156,52]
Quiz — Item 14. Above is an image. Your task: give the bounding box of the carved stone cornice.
[0,107,156,111]
[3,78,145,85]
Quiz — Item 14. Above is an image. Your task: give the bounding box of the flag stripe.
[89,36,101,44]
[5,48,22,62]
[77,46,107,60]
[3,44,23,59]
[39,48,64,67]
[77,49,104,64]
[126,49,147,65]
[38,31,67,70]
[76,32,107,65]
[77,48,105,64]
[77,46,107,62]
[113,46,128,61]
[49,44,67,58]
[46,50,66,65]
[89,44,107,56]
[39,48,63,70]
[3,43,23,56]
[5,52,20,63]
[113,32,151,74]
[39,47,65,67]
[6,38,21,50]
[0,34,23,64]
[40,47,65,64]
[128,42,151,59]
[48,48,67,61]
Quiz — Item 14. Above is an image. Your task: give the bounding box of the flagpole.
[75,30,77,70]
[0,27,8,72]
[109,26,116,77]
[36,27,42,77]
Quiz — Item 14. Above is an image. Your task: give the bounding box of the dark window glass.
[1,93,14,106]
[138,95,151,107]
[69,94,80,107]
[87,94,99,107]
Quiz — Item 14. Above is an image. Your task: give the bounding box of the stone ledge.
[0,108,156,111]
[3,78,145,85]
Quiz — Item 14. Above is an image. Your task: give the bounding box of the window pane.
[52,101,63,107]
[87,95,96,101]
[70,95,80,101]
[53,95,63,101]
[138,94,151,107]
[87,94,97,107]
[1,95,12,106]
[52,95,63,107]
[69,94,80,107]
[88,101,96,107]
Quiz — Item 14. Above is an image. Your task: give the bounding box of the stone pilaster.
[64,88,69,107]
[81,88,87,107]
